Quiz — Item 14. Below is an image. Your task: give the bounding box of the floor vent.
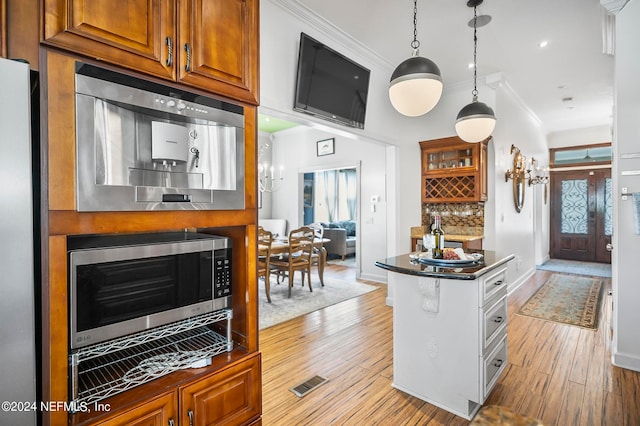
[289,375,329,398]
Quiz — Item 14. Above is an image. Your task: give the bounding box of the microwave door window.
[75,251,212,333]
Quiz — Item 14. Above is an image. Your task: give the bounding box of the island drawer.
[482,295,507,351]
[483,335,507,398]
[481,267,507,305]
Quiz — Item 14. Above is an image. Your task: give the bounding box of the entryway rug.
[258,275,378,329]
[517,273,603,329]
[536,259,611,278]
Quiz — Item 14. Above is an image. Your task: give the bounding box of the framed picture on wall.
[316,138,335,156]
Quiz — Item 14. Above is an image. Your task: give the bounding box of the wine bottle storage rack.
[424,175,477,201]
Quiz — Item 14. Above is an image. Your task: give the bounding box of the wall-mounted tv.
[293,33,370,129]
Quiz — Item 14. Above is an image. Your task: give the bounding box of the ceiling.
[264,0,616,136]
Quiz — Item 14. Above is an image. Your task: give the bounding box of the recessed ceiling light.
[468,62,475,69]
[538,40,549,48]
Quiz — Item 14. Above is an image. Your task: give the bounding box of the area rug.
[326,256,356,267]
[518,273,603,329]
[536,259,611,278]
[258,275,378,329]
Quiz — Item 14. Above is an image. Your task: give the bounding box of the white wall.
[547,124,612,148]
[268,126,388,281]
[260,0,548,301]
[611,0,640,372]
[489,82,549,290]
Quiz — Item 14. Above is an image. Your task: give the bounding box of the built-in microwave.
[74,62,245,211]
[68,232,232,350]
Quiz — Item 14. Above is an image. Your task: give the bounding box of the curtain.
[344,169,357,220]
[322,170,338,222]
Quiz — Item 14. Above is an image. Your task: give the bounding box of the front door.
[550,169,612,263]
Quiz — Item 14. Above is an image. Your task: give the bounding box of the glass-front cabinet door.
[424,147,475,172]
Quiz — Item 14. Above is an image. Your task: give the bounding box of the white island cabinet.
[376,252,513,420]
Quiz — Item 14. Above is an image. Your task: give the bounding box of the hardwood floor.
[259,264,640,425]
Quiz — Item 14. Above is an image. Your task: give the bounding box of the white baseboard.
[359,271,387,283]
[507,266,535,297]
[612,351,640,372]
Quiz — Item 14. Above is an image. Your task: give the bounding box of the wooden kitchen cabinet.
[88,354,260,426]
[94,392,177,426]
[180,353,261,426]
[42,0,259,104]
[41,47,261,425]
[419,136,488,203]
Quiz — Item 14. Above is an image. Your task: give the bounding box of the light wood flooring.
[259,264,640,425]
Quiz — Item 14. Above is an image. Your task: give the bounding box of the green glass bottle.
[432,214,445,259]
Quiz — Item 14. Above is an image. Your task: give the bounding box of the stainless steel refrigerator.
[0,57,38,425]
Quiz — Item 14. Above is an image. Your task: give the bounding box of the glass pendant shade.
[389,55,443,117]
[455,100,496,143]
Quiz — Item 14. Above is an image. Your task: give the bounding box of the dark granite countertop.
[375,250,514,280]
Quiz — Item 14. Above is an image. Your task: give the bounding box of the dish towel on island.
[633,193,640,235]
[418,278,440,313]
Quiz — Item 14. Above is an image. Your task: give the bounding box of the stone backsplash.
[422,202,485,235]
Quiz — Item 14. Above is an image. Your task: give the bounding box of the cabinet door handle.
[187,409,194,426]
[168,419,175,426]
[165,37,173,66]
[184,43,192,72]
[493,316,503,323]
[493,279,504,286]
[493,359,503,368]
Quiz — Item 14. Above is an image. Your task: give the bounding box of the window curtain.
[322,170,338,222]
[344,169,357,220]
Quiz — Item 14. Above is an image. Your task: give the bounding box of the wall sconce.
[527,157,549,204]
[504,144,526,213]
[527,157,549,186]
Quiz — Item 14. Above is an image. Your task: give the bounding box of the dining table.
[260,237,330,286]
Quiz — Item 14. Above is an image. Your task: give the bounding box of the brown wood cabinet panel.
[95,392,177,426]
[43,236,70,426]
[43,0,176,80]
[1,0,6,58]
[44,50,77,211]
[43,0,259,104]
[178,0,259,104]
[420,136,489,203]
[5,0,40,67]
[180,353,261,426]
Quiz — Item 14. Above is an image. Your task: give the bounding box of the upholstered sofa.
[319,220,356,260]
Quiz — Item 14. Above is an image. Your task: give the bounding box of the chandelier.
[258,140,283,193]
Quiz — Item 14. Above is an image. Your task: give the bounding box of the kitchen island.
[375,251,514,420]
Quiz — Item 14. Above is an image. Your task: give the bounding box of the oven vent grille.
[290,375,329,398]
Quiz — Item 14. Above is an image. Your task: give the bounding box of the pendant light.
[455,0,496,143]
[389,0,443,117]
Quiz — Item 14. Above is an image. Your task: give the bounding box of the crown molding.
[499,79,544,130]
[267,0,395,71]
[600,0,630,14]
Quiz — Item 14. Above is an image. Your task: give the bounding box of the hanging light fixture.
[388,0,443,117]
[455,0,496,143]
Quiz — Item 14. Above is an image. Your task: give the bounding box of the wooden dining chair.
[270,226,314,297]
[257,226,273,303]
[308,223,326,287]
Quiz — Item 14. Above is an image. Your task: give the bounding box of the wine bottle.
[432,214,445,259]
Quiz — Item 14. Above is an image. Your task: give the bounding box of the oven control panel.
[214,248,232,299]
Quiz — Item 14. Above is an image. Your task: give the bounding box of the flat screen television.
[293,33,370,129]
